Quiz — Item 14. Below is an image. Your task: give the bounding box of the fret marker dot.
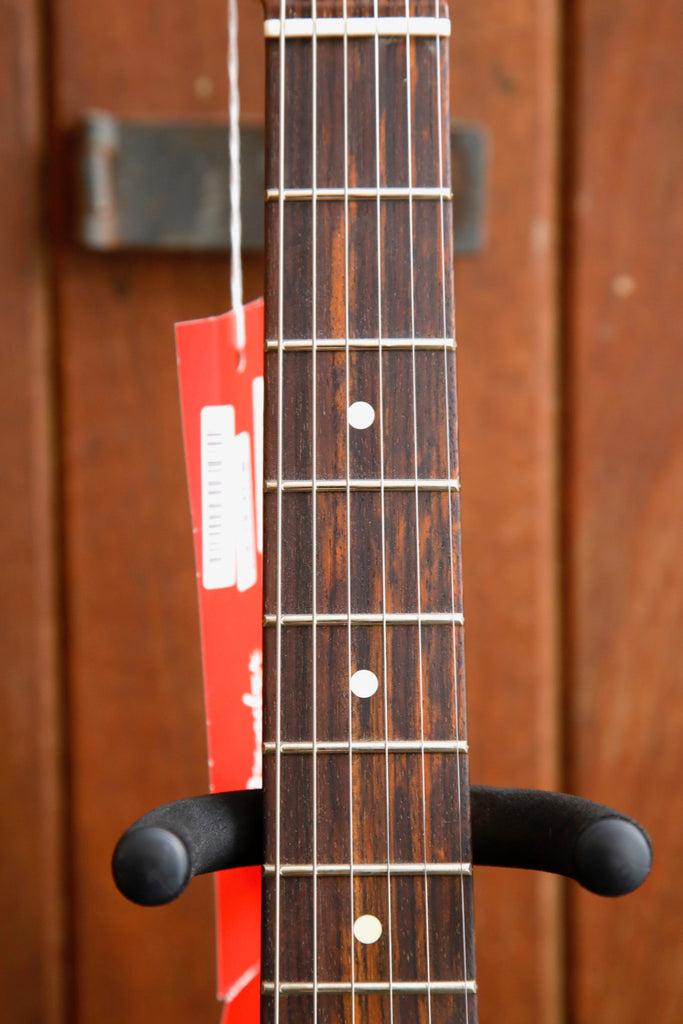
[353,914,383,945]
[348,401,375,430]
[350,669,379,699]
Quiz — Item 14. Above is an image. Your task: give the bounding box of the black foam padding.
[573,817,653,897]
[470,786,652,896]
[112,827,190,906]
[113,785,652,907]
[112,790,263,906]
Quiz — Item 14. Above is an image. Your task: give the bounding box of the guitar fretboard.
[262,3,476,1021]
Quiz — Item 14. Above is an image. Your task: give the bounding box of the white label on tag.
[201,405,237,590]
[252,376,264,554]
[234,431,258,592]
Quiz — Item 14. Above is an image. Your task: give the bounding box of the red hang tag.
[176,298,264,1023]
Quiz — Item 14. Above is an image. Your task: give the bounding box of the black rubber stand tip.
[112,827,191,907]
[573,818,653,897]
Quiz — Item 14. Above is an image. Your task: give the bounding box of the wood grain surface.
[261,11,474,1018]
[0,2,66,1021]
[0,0,679,1021]
[52,3,262,1020]
[450,1,564,1020]
[565,2,683,1021]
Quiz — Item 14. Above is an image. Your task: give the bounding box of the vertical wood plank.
[0,1,66,1021]
[449,2,564,1021]
[565,2,683,1021]
[47,0,568,1020]
[51,2,265,1020]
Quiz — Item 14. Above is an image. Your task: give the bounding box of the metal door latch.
[76,111,486,256]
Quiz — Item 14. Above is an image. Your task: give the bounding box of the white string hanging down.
[227,0,246,366]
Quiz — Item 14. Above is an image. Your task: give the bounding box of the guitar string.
[403,5,434,1020]
[342,1,357,1019]
[434,1,472,1011]
[374,1,396,1018]
[275,1,286,1018]
[311,2,319,1016]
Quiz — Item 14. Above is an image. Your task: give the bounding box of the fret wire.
[342,2,356,1017]
[264,612,465,626]
[262,981,477,995]
[274,4,286,1019]
[263,740,469,754]
[310,3,318,1013]
[266,186,451,200]
[264,862,472,877]
[265,336,455,350]
[264,477,461,492]
[263,16,452,40]
[434,2,472,1009]
[374,4,395,1015]
[404,9,432,1019]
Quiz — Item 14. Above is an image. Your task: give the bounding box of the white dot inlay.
[348,401,375,430]
[350,669,379,699]
[353,914,383,945]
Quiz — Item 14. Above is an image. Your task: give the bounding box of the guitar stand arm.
[467,786,651,896]
[112,786,652,907]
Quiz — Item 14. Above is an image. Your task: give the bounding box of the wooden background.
[1,0,680,1021]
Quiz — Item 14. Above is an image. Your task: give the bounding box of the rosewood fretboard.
[262,2,476,1021]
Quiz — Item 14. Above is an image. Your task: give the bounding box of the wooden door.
[1,1,680,1021]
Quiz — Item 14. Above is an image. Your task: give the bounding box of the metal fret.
[264,612,465,626]
[265,336,455,350]
[264,17,452,40]
[262,981,477,995]
[266,186,451,201]
[264,862,472,877]
[265,477,461,493]
[263,740,469,754]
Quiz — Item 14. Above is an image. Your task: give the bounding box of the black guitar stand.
[112,786,652,907]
